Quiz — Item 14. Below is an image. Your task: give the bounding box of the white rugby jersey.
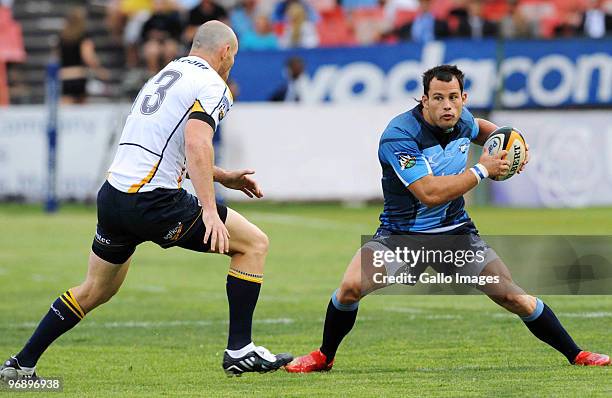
[108,56,233,193]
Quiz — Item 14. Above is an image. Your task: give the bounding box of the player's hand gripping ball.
[483,126,527,181]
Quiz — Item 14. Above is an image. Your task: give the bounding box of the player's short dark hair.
[422,65,465,96]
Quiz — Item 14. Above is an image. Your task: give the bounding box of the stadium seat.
[540,15,561,38]
[393,9,417,27]
[351,7,386,45]
[552,0,589,13]
[0,8,26,61]
[317,8,356,47]
[309,0,337,13]
[0,6,26,106]
[429,0,455,19]
[481,0,510,21]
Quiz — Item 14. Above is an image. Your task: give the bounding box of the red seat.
[317,8,356,47]
[482,0,510,21]
[393,9,416,27]
[0,6,26,105]
[351,7,385,45]
[0,7,26,62]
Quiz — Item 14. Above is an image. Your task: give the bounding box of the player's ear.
[421,95,428,109]
[220,44,230,60]
[461,91,468,103]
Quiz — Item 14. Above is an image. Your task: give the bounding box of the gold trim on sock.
[65,289,85,318]
[228,269,263,284]
[59,296,83,320]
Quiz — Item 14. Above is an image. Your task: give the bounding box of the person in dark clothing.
[450,0,498,39]
[269,57,306,102]
[142,0,183,76]
[393,0,449,42]
[184,0,228,43]
[58,7,109,104]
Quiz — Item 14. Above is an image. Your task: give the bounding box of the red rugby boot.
[285,349,334,373]
[573,351,610,366]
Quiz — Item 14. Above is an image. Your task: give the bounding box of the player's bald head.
[190,20,237,54]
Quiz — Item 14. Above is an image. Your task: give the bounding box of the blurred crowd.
[108,0,612,54]
[100,0,612,93]
[97,0,612,92]
[2,0,612,103]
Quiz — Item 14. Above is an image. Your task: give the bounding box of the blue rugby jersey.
[378,105,479,233]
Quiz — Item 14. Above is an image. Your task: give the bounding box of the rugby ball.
[483,126,527,181]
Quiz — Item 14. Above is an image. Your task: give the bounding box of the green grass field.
[0,203,610,397]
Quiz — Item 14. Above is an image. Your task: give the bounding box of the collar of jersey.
[412,105,459,148]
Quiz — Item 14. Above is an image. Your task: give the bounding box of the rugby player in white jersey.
[1,21,292,380]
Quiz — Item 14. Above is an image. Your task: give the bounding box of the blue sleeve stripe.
[331,288,359,311]
[521,298,544,322]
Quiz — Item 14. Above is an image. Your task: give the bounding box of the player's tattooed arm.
[472,118,499,146]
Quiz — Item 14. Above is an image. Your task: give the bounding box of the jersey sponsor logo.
[95,232,111,245]
[176,58,209,70]
[459,143,469,153]
[218,96,230,121]
[395,152,416,170]
[164,222,183,241]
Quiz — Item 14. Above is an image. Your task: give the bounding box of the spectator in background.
[553,6,583,38]
[240,14,279,50]
[499,0,533,39]
[450,0,498,38]
[59,7,110,104]
[279,2,319,48]
[175,0,200,10]
[106,0,153,75]
[230,0,258,38]
[141,0,183,76]
[581,0,612,38]
[270,56,306,101]
[394,0,448,42]
[271,0,319,24]
[184,0,228,43]
[381,0,418,25]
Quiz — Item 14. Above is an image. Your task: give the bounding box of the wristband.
[470,163,489,183]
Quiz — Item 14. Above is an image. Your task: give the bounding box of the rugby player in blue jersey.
[286,65,609,372]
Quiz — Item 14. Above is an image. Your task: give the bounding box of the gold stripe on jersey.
[225,84,233,102]
[128,160,160,193]
[191,99,206,114]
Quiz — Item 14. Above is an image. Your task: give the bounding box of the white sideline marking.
[385,307,425,314]
[557,311,612,318]
[31,274,47,282]
[395,309,612,319]
[131,285,168,293]
[6,311,611,330]
[246,212,370,231]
